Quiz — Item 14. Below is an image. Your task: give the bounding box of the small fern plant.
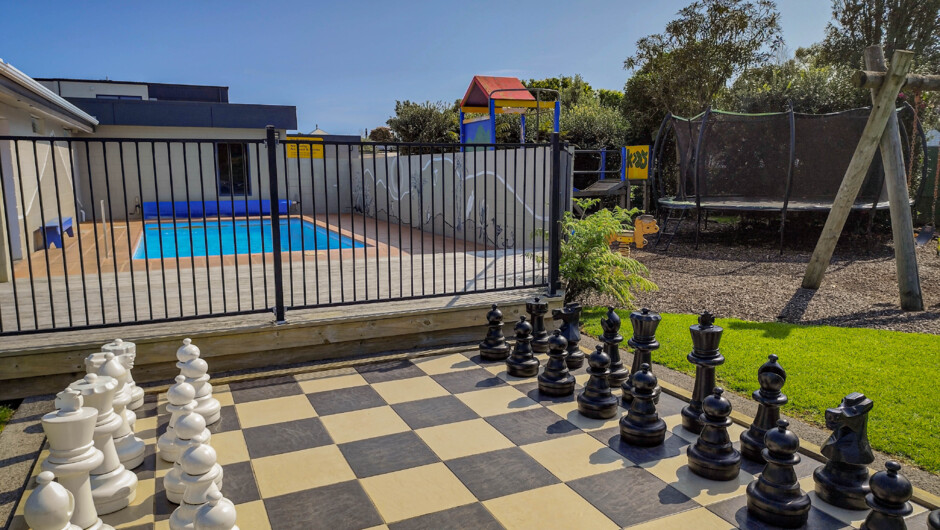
[538,198,657,306]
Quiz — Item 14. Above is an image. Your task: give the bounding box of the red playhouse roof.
[461,76,535,108]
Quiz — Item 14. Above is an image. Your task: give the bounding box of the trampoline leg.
[779,216,786,254]
[694,208,701,250]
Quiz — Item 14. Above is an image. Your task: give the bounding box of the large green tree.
[385,100,458,143]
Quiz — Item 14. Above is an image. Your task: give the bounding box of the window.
[218,143,250,196]
[95,94,143,100]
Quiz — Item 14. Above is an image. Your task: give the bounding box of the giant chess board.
[10,346,934,529]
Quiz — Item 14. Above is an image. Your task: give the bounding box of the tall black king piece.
[813,392,875,510]
[622,308,662,405]
[527,297,550,354]
[745,420,811,528]
[506,316,540,378]
[619,364,666,446]
[577,345,620,419]
[740,354,788,463]
[681,311,725,434]
[538,330,576,396]
[552,303,584,369]
[687,387,741,481]
[861,461,913,530]
[479,304,511,361]
[600,307,629,388]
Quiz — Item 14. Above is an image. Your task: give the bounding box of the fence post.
[266,125,286,323]
[548,132,562,296]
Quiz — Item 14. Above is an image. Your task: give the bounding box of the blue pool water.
[133,218,363,259]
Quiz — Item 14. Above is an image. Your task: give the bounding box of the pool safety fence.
[0,128,572,334]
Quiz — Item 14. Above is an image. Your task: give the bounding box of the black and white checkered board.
[10,347,932,529]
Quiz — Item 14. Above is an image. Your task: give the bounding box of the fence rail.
[0,128,570,335]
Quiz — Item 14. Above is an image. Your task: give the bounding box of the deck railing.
[0,128,570,334]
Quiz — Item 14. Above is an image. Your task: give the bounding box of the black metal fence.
[0,128,570,334]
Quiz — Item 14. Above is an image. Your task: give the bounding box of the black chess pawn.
[813,392,875,510]
[552,302,584,369]
[681,311,725,434]
[687,387,741,481]
[479,304,511,361]
[741,354,788,463]
[745,420,812,528]
[577,345,620,419]
[506,316,540,378]
[527,297,550,354]
[861,461,913,530]
[600,306,629,388]
[929,509,940,530]
[538,330,576,396]
[619,363,666,447]
[623,308,662,405]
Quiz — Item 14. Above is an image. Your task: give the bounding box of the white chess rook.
[41,388,113,530]
[164,403,221,504]
[177,339,221,426]
[100,339,144,411]
[93,352,146,470]
[24,471,82,530]
[85,352,136,430]
[65,374,138,514]
[194,490,239,530]
[159,376,211,463]
[170,432,224,530]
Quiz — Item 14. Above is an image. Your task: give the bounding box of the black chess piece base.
[576,393,619,419]
[746,487,811,528]
[927,509,940,530]
[479,345,510,362]
[506,359,540,378]
[813,461,870,510]
[565,350,584,369]
[619,416,666,447]
[687,446,742,481]
[607,366,629,389]
[680,404,704,434]
[538,374,575,396]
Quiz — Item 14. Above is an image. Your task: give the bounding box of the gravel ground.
[627,221,940,334]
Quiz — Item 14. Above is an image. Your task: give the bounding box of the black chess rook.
[741,354,788,463]
[861,461,913,530]
[577,345,620,419]
[622,308,661,405]
[479,304,511,361]
[619,363,666,447]
[681,311,725,434]
[527,297,550,354]
[813,392,875,510]
[745,420,811,528]
[687,387,741,481]
[552,302,584,369]
[506,316,540,378]
[538,330,576,396]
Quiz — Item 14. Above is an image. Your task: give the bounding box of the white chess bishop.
[169,432,224,530]
[41,388,113,530]
[24,471,82,530]
[99,339,144,410]
[158,377,212,463]
[63,373,138,514]
[176,339,221,425]
[194,490,239,530]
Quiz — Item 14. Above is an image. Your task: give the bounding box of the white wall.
[40,80,149,100]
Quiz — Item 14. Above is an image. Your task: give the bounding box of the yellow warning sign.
[286,137,324,159]
[626,145,650,180]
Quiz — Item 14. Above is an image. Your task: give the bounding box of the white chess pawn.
[169,432,224,530]
[177,339,221,426]
[164,403,221,504]
[100,339,143,411]
[24,471,82,530]
[97,353,145,470]
[159,380,211,463]
[65,374,137,514]
[194,490,239,530]
[41,388,111,530]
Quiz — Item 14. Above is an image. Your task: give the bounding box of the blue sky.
[1,0,831,135]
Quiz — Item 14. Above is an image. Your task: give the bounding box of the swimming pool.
[133,218,364,259]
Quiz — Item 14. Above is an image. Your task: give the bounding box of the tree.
[560,101,630,149]
[810,0,940,71]
[386,101,458,143]
[623,0,784,116]
[368,126,396,142]
[524,75,595,108]
[597,89,624,110]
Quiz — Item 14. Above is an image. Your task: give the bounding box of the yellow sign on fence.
[286,137,324,159]
[625,145,650,180]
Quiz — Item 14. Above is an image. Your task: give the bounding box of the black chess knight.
[479,304,511,361]
[577,345,620,419]
[527,297,550,354]
[506,316,540,378]
[552,303,584,369]
[813,392,875,510]
[538,330,576,396]
[622,308,661,405]
[600,307,629,388]
[619,363,666,447]
[687,387,741,481]
[745,420,811,528]
[740,354,788,463]
[861,461,913,530]
[681,312,725,434]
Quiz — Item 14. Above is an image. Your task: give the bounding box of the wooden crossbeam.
[853,70,940,91]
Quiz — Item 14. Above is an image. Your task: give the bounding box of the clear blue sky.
[1,0,831,136]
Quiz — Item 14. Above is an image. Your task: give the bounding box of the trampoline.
[651,104,929,250]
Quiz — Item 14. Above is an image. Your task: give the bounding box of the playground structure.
[608,214,660,254]
[572,145,652,211]
[459,76,560,144]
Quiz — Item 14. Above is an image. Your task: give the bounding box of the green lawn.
[0,405,13,433]
[581,308,940,473]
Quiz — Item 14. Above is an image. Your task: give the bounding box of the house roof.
[0,59,99,132]
[460,76,534,108]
